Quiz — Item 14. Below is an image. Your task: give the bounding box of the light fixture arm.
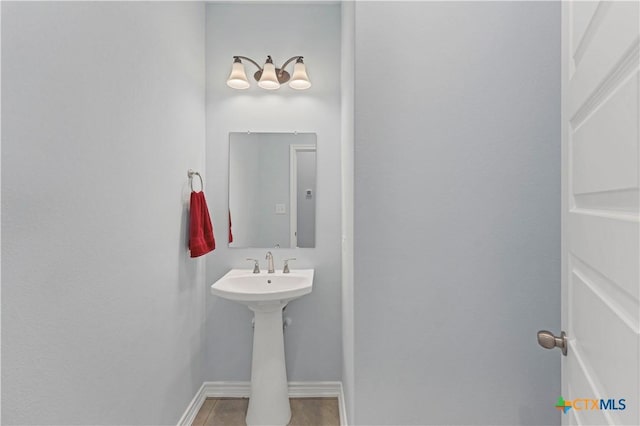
[233,55,263,71]
[234,55,303,75]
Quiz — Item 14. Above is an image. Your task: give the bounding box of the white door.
[556,1,640,425]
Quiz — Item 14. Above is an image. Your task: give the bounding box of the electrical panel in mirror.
[228,132,316,248]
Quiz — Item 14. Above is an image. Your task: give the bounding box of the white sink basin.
[211,269,314,305]
[210,268,314,426]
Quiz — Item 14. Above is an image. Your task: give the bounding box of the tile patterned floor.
[191,397,340,426]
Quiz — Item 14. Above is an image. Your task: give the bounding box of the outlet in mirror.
[229,132,316,248]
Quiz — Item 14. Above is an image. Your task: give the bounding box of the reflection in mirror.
[229,132,317,248]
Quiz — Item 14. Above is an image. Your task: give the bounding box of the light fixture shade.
[227,61,250,90]
[289,61,311,90]
[258,62,280,90]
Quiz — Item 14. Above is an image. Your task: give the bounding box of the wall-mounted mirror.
[229,132,316,248]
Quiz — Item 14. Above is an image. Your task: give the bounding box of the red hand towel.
[189,191,215,257]
[228,210,233,244]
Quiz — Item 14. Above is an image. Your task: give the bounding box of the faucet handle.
[283,258,296,274]
[246,258,260,274]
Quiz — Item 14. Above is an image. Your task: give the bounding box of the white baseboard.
[176,383,207,426]
[177,381,348,426]
[289,381,347,426]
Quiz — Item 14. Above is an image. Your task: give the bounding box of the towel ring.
[188,169,203,192]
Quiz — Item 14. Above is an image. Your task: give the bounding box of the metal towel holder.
[188,169,204,192]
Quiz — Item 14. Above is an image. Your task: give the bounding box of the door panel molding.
[569,2,639,116]
[571,42,639,129]
[572,73,639,195]
[569,213,639,298]
[572,1,611,67]
[571,256,639,333]
[567,350,614,425]
[573,188,639,214]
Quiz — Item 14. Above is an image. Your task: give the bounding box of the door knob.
[537,330,567,356]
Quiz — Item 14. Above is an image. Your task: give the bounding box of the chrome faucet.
[265,251,275,273]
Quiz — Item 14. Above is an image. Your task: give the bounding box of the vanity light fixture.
[226,55,311,90]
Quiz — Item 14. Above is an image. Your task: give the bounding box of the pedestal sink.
[211,269,314,426]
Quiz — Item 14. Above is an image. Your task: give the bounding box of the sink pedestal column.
[246,302,290,426]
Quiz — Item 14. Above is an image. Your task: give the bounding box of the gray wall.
[353,2,561,425]
[340,1,356,421]
[205,3,342,382]
[1,2,207,424]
